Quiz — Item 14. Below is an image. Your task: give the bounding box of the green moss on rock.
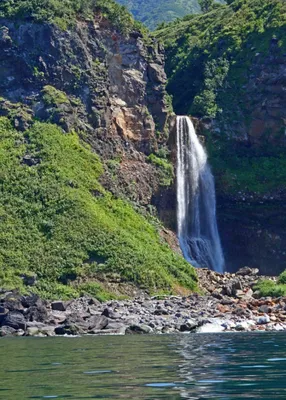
[42,85,69,106]
[147,153,174,187]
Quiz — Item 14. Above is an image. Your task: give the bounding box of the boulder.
[55,323,83,335]
[223,279,243,297]
[234,321,255,331]
[27,327,40,336]
[257,315,270,325]
[40,326,56,337]
[1,293,24,312]
[88,328,125,335]
[87,315,108,330]
[180,318,198,332]
[233,307,251,317]
[25,305,48,322]
[258,305,271,314]
[16,329,25,336]
[196,319,225,333]
[161,326,176,334]
[21,294,44,308]
[154,306,169,315]
[2,311,26,330]
[211,291,223,300]
[125,324,153,334]
[0,307,8,324]
[243,288,254,300]
[0,306,7,314]
[51,301,67,312]
[101,308,121,319]
[236,267,259,276]
[0,326,17,337]
[103,321,127,334]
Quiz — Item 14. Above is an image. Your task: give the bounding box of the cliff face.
[0,12,198,299]
[0,17,173,208]
[212,41,286,275]
[156,0,286,275]
[207,34,286,276]
[212,39,286,148]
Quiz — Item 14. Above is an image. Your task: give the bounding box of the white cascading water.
[176,116,225,273]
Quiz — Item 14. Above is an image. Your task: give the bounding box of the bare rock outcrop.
[0,17,173,210]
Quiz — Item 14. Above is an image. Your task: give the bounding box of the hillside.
[156,0,286,274]
[116,0,224,30]
[116,0,200,30]
[156,0,286,120]
[0,0,198,299]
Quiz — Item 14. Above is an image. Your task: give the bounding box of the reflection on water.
[177,333,286,399]
[0,332,285,399]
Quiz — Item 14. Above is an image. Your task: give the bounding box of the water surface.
[0,332,285,399]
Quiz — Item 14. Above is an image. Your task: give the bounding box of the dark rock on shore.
[0,268,285,337]
[88,316,109,330]
[0,326,17,337]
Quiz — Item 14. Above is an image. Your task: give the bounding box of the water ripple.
[0,332,285,399]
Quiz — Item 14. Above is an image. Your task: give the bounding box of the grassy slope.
[0,118,197,299]
[156,0,286,195]
[116,0,225,30]
[0,1,197,299]
[116,0,200,30]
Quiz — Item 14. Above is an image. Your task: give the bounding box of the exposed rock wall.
[0,17,172,208]
[207,39,286,275]
[214,38,286,148]
[217,201,286,275]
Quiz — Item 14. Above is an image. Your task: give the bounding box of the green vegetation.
[156,0,286,116]
[278,270,286,285]
[198,0,215,12]
[33,67,45,79]
[156,0,286,195]
[147,153,174,187]
[77,282,117,302]
[117,0,200,30]
[42,85,69,106]
[0,98,33,127]
[191,57,229,117]
[0,117,197,299]
[117,0,224,30]
[0,0,145,35]
[206,136,286,194]
[255,271,286,297]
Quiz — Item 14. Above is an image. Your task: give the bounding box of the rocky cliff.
[208,36,286,275]
[156,0,286,275]
[0,16,173,206]
[0,2,198,299]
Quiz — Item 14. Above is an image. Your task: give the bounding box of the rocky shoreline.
[0,267,285,337]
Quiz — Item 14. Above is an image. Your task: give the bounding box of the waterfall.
[176,116,225,273]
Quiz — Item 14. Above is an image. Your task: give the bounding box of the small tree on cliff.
[198,0,214,13]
